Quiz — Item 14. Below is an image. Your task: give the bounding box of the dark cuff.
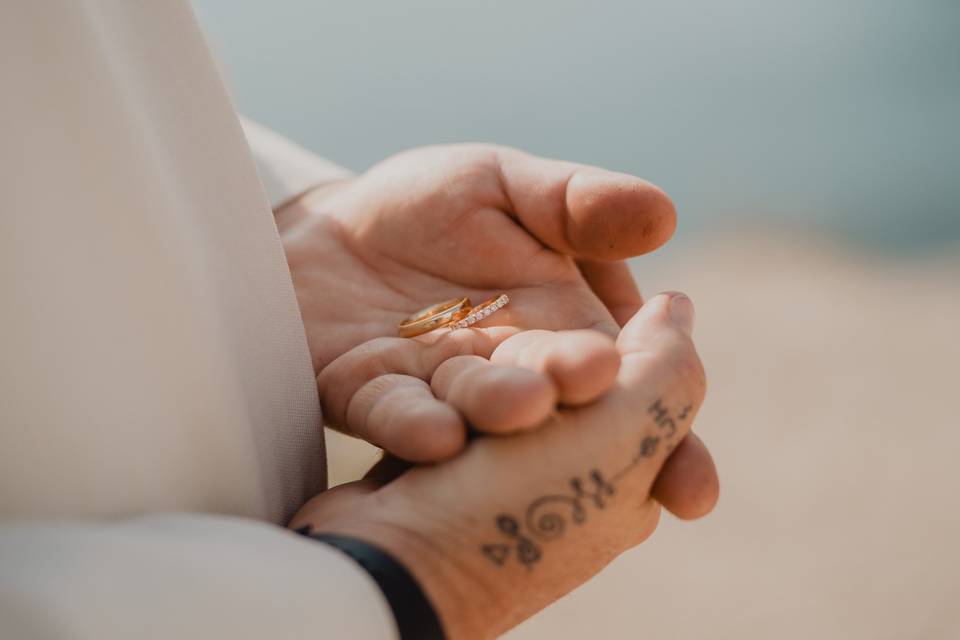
[297,528,446,640]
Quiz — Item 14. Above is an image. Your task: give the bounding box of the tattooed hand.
[291,292,714,639]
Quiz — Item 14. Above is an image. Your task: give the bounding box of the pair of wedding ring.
[397,294,510,338]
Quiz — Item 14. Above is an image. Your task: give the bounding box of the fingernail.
[669,294,695,336]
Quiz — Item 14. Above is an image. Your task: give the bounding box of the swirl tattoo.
[481,396,694,569]
[525,497,576,540]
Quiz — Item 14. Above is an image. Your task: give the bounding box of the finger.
[346,373,466,462]
[490,329,620,405]
[616,292,704,425]
[591,291,705,495]
[575,259,643,327]
[495,147,676,261]
[651,432,720,520]
[431,355,557,433]
[617,291,698,363]
[289,479,381,532]
[317,328,513,433]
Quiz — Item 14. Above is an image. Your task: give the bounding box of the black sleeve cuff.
[297,529,446,640]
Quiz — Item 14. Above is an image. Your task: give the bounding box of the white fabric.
[0,1,395,637]
[0,515,396,640]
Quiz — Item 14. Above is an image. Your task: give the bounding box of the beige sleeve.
[240,118,355,209]
[0,515,398,640]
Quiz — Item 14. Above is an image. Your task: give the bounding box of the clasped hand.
[280,144,718,638]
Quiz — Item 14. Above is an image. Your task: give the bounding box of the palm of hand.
[278,144,675,373]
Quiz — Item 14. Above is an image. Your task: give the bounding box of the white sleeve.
[0,514,398,640]
[240,118,355,209]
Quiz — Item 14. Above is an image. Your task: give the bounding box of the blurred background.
[195,1,959,637]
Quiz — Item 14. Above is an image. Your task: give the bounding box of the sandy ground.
[326,233,960,639]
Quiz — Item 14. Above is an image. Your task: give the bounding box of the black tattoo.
[482,397,695,569]
[639,435,661,458]
[648,398,676,437]
[648,398,670,424]
[482,515,541,568]
[523,470,616,543]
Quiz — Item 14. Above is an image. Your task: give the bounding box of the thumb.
[289,479,382,530]
[495,147,676,261]
[616,290,699,387]
[614,292,713,517]
[290,454,414,529]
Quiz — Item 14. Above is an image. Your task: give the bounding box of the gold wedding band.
[449,294,509,330]
[398,297,472,338]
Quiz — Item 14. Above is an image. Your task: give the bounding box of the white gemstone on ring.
[449,294,509,330]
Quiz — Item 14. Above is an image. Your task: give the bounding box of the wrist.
[294,509,508,640]
[274,177,354,230]
[301,531,446,639]
[369,522,506,640]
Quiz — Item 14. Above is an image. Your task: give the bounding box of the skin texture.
[278,143,719,519]
[291,294,709,639]
[278,143,668,436]
[277,143,675,376]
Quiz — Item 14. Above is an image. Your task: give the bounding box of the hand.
[291,293,713,639]
[278,144,676,459]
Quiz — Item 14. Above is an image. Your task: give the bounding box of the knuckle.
[317,337,411,395]
[362,336,408,355]
[431,354,485,392]
[431,332,480,357]
[426,330,495,364]
[666,342,707,402]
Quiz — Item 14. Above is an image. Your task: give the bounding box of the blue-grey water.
[195,0,960,253]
